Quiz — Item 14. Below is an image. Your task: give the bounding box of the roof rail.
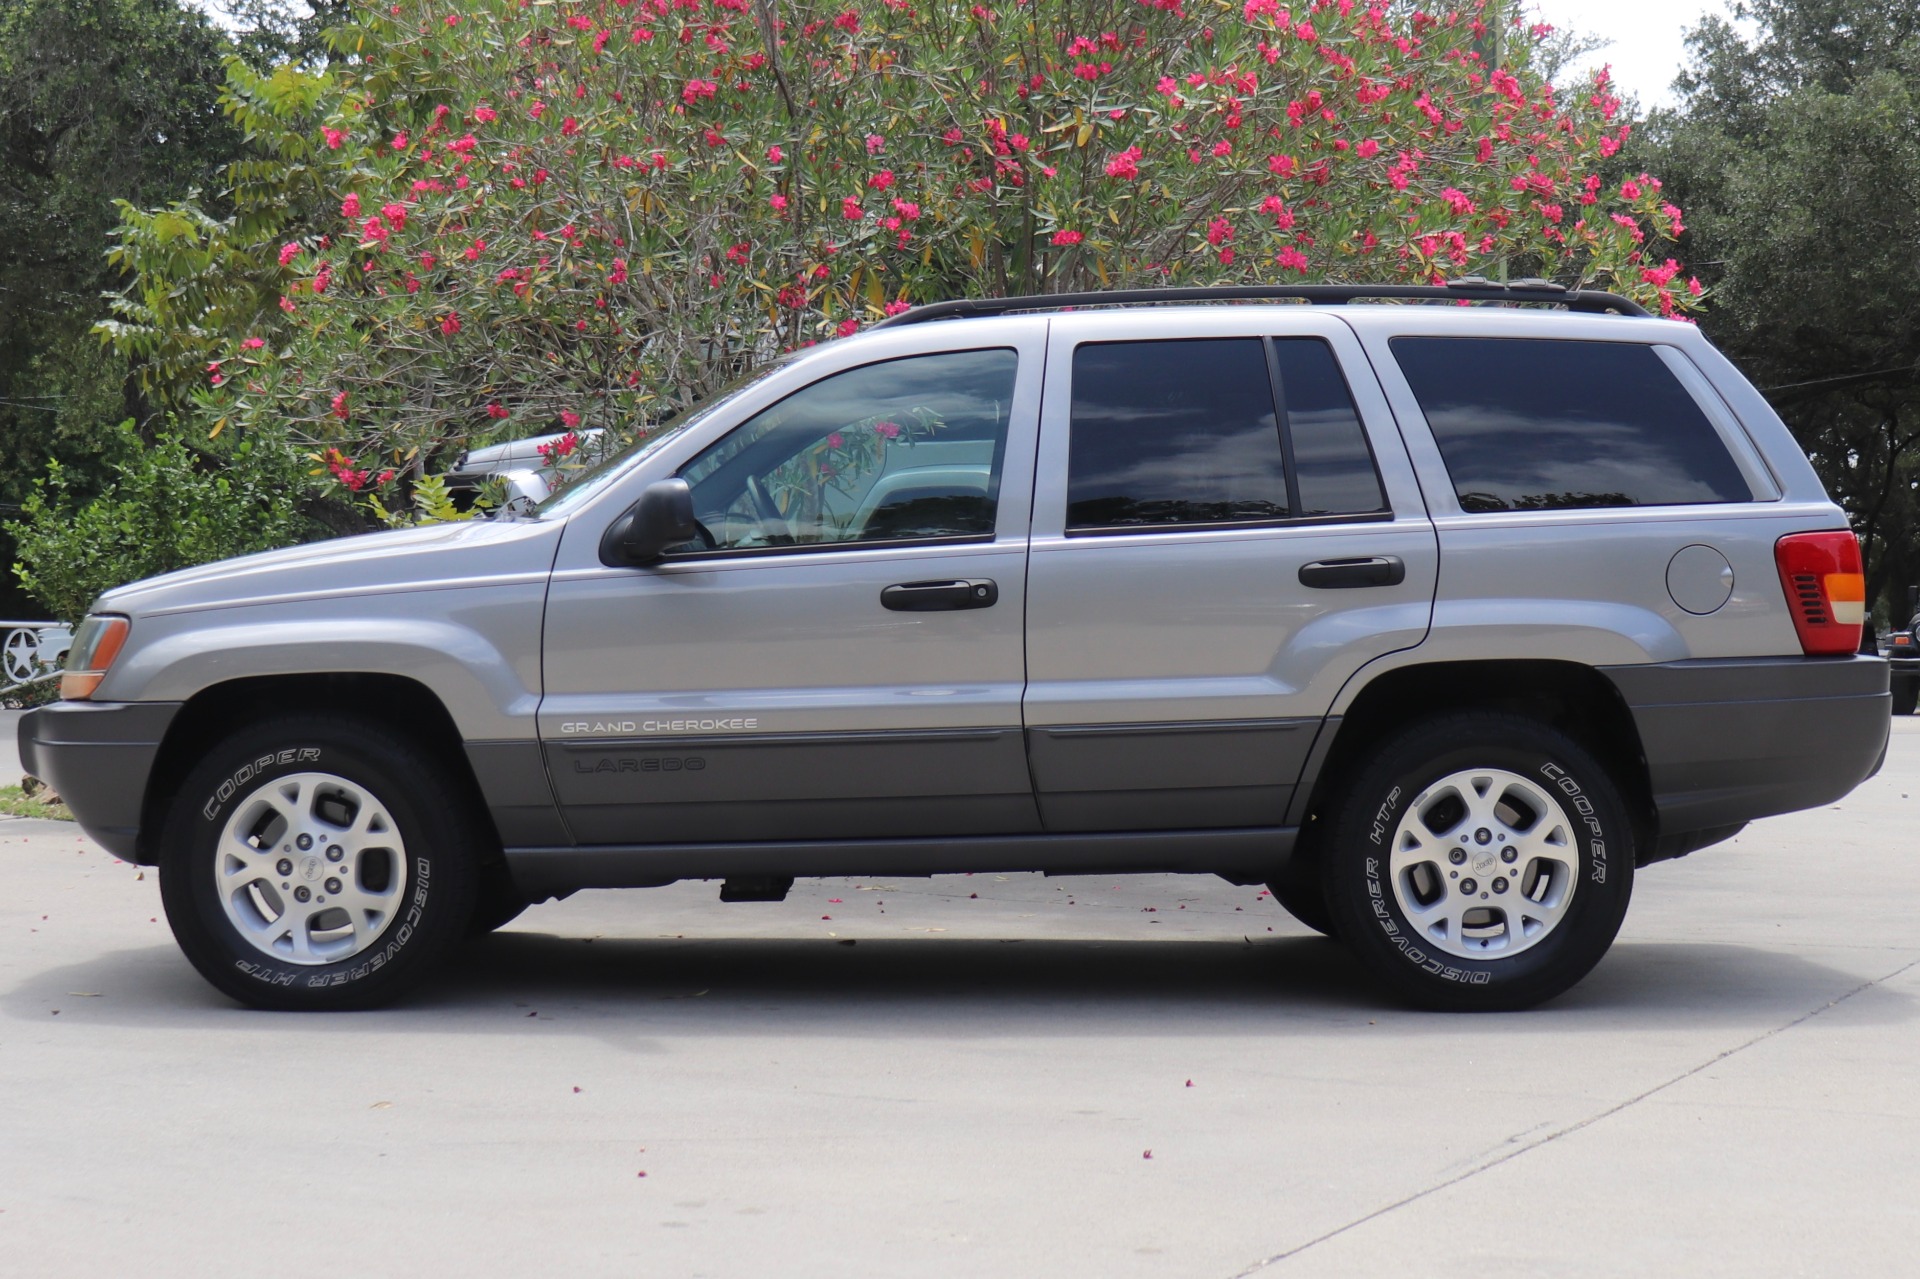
[870,278,1650,328]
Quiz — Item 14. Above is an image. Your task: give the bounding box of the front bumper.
[18,701,181,860]
[1601,656,1888,837]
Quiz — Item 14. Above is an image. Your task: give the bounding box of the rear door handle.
[881,579,999,611]
[1298,556,1406,589]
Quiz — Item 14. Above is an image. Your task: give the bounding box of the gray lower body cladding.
[16,701,181,859]
[1601,655,1888,838]
[502,827,1297,898]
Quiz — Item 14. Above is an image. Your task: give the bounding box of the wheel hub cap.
[1387,767,1579,961]
[215,771,409,966]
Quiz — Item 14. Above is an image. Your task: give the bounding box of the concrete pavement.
[3,722,1918,1276]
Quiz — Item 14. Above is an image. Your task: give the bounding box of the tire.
[1319,712,1635,1012]
[1893,679,1917,716]
[158,715,482,1010]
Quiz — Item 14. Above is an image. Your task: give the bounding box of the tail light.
[1774,531,1864,655]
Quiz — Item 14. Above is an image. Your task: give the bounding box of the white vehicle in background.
[438,428,608,511]
[3,621,72,687]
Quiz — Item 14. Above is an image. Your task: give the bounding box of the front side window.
[678,348,1019,552]
[1391,337,1752,512]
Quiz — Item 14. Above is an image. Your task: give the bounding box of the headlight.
[62,615,130,700]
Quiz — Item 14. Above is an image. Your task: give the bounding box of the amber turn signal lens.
[60,615,130,700]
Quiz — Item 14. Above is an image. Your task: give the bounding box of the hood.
[454,427,607,471]
[97,516,567,619]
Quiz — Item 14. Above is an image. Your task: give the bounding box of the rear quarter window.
[1390,337,1752,512]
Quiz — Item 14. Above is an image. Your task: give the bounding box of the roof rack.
[870,278,1650,328]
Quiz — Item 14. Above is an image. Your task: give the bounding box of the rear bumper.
[1601,656,1887,837]
[18,701,180,860]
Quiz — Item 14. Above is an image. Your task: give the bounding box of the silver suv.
[21,282,1888,1012]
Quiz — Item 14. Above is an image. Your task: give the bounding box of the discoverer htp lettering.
[1363,853,1492,985]
[202,747,322,820]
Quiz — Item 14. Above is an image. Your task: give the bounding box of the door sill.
[504,826,1296,895]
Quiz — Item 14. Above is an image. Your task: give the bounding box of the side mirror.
[600,478,697,566]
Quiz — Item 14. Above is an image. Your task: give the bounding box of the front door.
[1023,311,1438,832]
[540,332,1044,845]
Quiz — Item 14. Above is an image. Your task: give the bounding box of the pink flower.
[561,117,580,137]
[868,169,895,190]
[610,259,629,284]
[873,421,901,439]
[381,202,408,230]
[1051,229,1084,247]
[340,193,361,219]
[278,243,301,267]
[1440,187,1474,216]
[529,101,545,119]
[1620,179,1642,200]
[827,432,845,448]
[560,410,582,428]
[770,194,789,211]
[465,239,485,261]
[884,301,910,316]
[865,133,885,154]
[1104,146,1142,180]
[842,196,865,220]
[1276,246,1310,273]
[322,128,346,149]
[473,106,498,123]
[331,391,350,420]
[1268,153,1298,176]
[440,312,462,336]
[242,336,265,350]
[486,402,509,419]
[767,145,783,163]
[837,318,861,337]
[391,133,408,151]
[1205,218,1233,246]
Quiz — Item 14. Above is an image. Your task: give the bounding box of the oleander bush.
[108,0,1696,510]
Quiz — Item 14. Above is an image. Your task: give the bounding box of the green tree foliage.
[0,0,241,613]
[1646,1,1920,614]
[5,420,314,624]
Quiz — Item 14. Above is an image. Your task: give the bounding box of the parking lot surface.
[4,715,1918,1276]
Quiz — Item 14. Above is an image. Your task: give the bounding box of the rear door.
[1023,310,1437,832]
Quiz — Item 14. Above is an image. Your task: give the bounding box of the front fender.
[97,582,546,741]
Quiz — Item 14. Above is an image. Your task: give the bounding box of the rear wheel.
[1320,712,1635,1011]
[158,715,481,1010]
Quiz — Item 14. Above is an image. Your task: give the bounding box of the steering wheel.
[745,474,795,545]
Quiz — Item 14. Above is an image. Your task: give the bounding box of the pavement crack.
[1227,956,1920,1277]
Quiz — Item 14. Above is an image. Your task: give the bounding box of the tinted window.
[1068,339,1287,529]
[680,348,1017,551]
[1273,339,1386,516]
[1391,337,1750,512]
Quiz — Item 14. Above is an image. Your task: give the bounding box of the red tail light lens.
[1774,531,1864,655]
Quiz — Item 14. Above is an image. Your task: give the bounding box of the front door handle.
[1298,556,1406,589]
[881,579,999,611]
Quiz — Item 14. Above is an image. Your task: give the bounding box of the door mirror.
[601,478,698,566]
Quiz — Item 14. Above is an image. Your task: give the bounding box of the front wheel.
[158,715,482,1010]
[1320,713,1635,1011]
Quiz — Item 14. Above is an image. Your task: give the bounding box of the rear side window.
[1068,339,1286,529]
[1066,337,1385,532]
[1391,337,1751,513]
[1273,339,1386,517]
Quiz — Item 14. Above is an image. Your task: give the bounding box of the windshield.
[533,357,793,518]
